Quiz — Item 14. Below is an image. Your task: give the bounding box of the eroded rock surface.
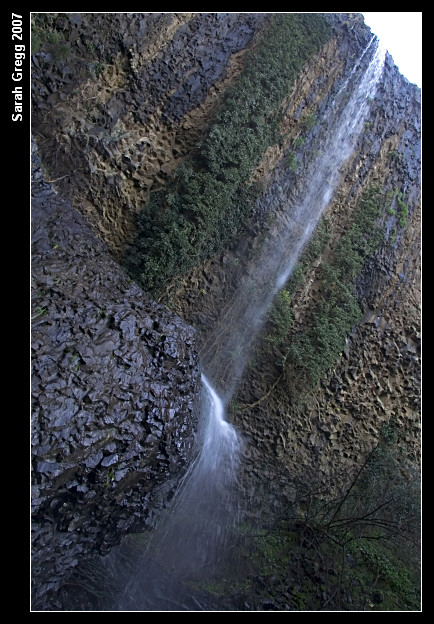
[31,12,269,259]
[31,138,200,609]
[31,11,420,611]
[155,15,421,502]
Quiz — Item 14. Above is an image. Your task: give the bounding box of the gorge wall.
[31,12,421,611]
[31,137,201,607]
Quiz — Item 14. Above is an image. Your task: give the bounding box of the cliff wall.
[31,138,200,607]
[31,12,421,610]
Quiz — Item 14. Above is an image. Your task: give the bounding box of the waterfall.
[99,36,386,611]
[108,374,241,611]
[200,36,386,401]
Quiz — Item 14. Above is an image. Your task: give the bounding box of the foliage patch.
[285,185,388,389]
[122,14,332,296]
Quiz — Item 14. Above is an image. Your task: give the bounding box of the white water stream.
[104,36,385,611]
[112,375,241,610]
[200,36,386,401]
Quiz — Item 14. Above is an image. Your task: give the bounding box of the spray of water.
[111,375,241,610]
[200,36,386,400]
[102,37,385,611]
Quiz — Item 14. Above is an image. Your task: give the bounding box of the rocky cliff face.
[31,12,420,611]
[31,138,200,608]
[228,23,421,499]
[31,12,270,260]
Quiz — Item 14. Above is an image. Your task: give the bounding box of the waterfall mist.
[104,375,241,611]
[200,36,386,401]
[95,37,385,612]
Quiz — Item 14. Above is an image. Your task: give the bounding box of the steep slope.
[31,12,421,611]
[31,12,270,259]
[31,138,201,608]
[31,11,272,610]
[230,33,421,491]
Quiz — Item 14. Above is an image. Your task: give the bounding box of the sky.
[362,12,422,88]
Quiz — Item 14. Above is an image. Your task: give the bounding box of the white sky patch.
[362,12,422,87]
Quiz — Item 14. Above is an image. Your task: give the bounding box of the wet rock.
[31,139,201,609]
[30,11,420,611]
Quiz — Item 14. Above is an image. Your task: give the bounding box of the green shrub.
[396,191,408,227]
[122,13,332,296]
[387,187,409,228]
[291,278,362,385]
[267,289,293,346]
[31,15,70,60]
[301,112,316,132]
[228,427,420,611]
[286,151,298,172]
[285,186,388,389]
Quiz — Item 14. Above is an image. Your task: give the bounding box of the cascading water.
[99,36,386,611]
[106,374,241,611]
[200,36,386,400]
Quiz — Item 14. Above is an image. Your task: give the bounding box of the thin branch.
[44,174,70,183]
[237,372,283,411]
[325,447,378,529]
[329,497,395,528]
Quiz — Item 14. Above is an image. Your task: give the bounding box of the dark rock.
[373,591,384,604]
[31,138,201,609]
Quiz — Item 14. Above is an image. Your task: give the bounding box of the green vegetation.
[266,289,293,346]
[32,13,109,77]
[285,185,388,388]
[245,216,331,381]
[293,136,306,148]
[301,112,317,133]
[122,13,332,296]
[32,306,47,320]
[289,280,361,387]
[286,151,298,172]
[346,538,420,610]
[396,190,408,227]
[284,115,316,174]
[289,217,331,293]
[211,420,420,611]
[31,14,70,59]
[105,467,116,488]
[250,186,389,393]
[387,187,409,228]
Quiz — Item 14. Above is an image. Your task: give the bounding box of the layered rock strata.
[30,11,421,610]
